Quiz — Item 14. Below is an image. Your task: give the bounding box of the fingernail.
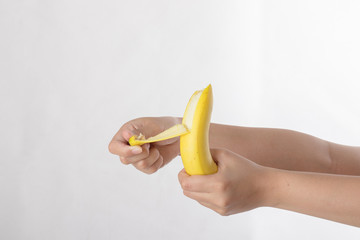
[130,146,142,154]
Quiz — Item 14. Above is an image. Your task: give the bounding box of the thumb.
[123,127,147,142]
[122,130,134,142]
[210,148,234,170]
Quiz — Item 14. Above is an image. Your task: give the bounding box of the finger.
[178,169,214,193]
[119,145,148,164]
[197,201,223,214]
[122,130,133,141]
[133,148,160,170]
[210,148,227,164]
[210,148,236,171]
[121,143,150,163]
[183,191,228,216]
[183,190,213,205]
[109,128,141,155]
[142,155,164,174]
[178,168,190,183]
[198,201,229,216]
[109,139,143,157]
[109,126,141,155]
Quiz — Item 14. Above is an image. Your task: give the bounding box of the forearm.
[176,118,360,174]
[266,168,360,227]
[328,143,360,175]
[209,123,333,173]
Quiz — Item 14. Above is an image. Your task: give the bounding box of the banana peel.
[128,84,218,175]
[128,124,189,146]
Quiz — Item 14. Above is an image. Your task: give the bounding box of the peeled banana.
[129,84,218,175]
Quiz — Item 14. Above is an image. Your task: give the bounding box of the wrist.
[258,166,282,208]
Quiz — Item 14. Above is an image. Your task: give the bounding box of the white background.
[1,0,360,239]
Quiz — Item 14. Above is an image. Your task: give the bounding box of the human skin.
[178,149,360,227]
[108,117,181,174]
[108,116,360,227]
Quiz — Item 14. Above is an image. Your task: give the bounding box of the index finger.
[108,129,142,157]
[178,169,214,193]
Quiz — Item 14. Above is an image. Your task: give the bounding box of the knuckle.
[147,168,157,174]
[108,142,116,154]
[154,149,160,159]
[178,173,182,182]
[157,156,164,167]
[120,157,130,165]
[181,181,191,190]
[122,149,134,158]
[215,178,229,192]
[146,165,158,174]
[150,148,159,160]
[137,160,149,169]
[178,172,185,182]
[217,197,230,209]
[211,148,230,161]
[218,149,230,158]
[183,190,191,197]
[144,169,155,175]
[144,145,151,156]
[217,209,230,216]
[215,149,224,157]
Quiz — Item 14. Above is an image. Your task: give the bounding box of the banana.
[179,84,217,175]
[128,124,189,146]
[129,84,217,175]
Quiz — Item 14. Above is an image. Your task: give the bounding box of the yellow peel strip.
[128,124,189,146]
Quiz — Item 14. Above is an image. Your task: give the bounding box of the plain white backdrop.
[1,0,360,239]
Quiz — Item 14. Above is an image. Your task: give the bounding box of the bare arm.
[179,149,360,227]
[268,168,360,227]
[209,122,360,175]
[110,116,360,175]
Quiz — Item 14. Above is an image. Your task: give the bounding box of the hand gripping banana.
[129,84,218,175]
